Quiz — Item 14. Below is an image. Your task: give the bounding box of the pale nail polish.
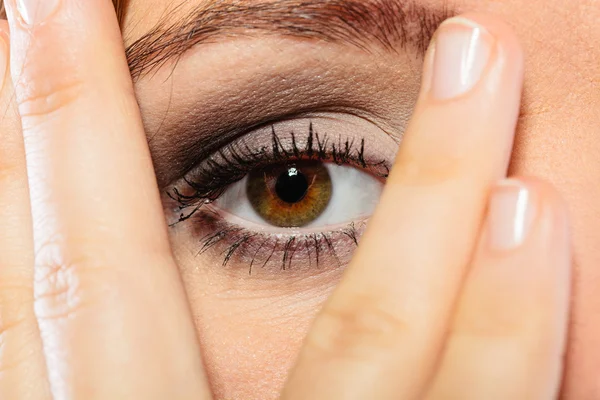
[488,180,536,251]
[16,0,60,25]
[431,17,492,100]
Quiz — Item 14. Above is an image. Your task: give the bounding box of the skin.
[0,0,596,399]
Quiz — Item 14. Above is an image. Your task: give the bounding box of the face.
[118,0,600,398]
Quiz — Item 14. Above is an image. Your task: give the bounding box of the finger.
[284,14,524,400]
[4,0,210,398]
[0,22,50,399]
[426,178,571,399]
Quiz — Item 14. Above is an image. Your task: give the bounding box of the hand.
[0,1,570,399]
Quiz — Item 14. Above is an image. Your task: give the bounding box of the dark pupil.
[275,167,309,204]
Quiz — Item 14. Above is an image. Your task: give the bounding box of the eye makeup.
[165,115,398,272]
[135,34,423,277]
[136,36,421,188]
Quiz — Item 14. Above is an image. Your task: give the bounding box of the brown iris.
[247,161,332,227]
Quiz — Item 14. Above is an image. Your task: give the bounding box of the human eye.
[167,114,398,272]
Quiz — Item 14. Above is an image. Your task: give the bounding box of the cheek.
[469,0,600,393]
[172,239,341,400]
[195,294,323,400]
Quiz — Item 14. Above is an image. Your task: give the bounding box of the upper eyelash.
[167,121,390,224]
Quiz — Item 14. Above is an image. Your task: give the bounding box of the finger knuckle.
[33,239,115,322]
[17,77,84,120]
[308,293,409,360]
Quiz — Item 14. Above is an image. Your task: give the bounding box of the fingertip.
[427,176,571,400]
[420,12,524,102]
[453,176,572,346]
[472,177,572,317]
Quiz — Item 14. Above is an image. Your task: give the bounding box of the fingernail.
[15,0,60,25]
[488,180,536,251]
[431,17,493,100]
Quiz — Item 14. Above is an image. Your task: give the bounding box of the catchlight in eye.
[247,162,332,227]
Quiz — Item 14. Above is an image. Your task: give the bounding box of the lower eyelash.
[193,210,365,274]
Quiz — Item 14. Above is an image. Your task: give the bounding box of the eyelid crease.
[152,104,402,190]
[125,0,456,79]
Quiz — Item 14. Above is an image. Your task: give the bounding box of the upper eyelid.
[141,41,419,188]
[183,115,396,182]
[151,99,402,188]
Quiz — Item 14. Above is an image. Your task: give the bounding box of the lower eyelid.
[190,210,366,273]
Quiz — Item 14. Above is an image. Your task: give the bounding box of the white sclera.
[213,163,383,230]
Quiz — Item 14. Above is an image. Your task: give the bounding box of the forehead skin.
[124,0,600,398]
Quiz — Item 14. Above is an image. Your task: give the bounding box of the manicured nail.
[15,0,60,25]
[431,17,493,100]
[488,180,536,251]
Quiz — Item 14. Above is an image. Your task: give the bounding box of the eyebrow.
[125,0,455,79]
